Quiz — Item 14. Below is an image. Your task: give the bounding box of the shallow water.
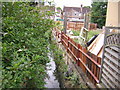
[44,51,60,88]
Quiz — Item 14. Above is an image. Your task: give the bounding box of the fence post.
[67,36,69,53]
[77,44,80,66]
[99,27,108,83]
[61,32,63,44]
[84,13,89,30]
[64,12,67,34]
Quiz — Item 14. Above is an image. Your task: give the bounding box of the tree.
[91,2,107,28]
[83,6,91,9]
[57,7,62,10]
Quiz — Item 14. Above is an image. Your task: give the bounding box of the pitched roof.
[63,6,90,14]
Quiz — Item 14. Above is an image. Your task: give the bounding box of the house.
[63,5,90,22]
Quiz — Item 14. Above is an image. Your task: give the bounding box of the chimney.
[81,4,83,8]
[81,4,83,13]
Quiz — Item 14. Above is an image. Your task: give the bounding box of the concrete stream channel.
[44,47,63,88]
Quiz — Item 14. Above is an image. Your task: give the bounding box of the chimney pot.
[80,4,83,13]
[81,4,83,7]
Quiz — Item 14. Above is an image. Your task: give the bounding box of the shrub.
[2,2,55,88]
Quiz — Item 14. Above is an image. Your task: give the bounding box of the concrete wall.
[106,1,120,27]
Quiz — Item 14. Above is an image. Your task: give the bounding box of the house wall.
[118,1,120,27]
[66,12,72,17]
[63,7,90,22]
[106,1,120,27]
[71,11,79,17]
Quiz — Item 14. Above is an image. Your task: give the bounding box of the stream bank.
[48,36,89,89]
[44,32,90,89]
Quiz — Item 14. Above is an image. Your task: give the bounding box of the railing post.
[83,48,87,72]
[77,44,79,66]
[67,36,69,53]
[64,12,67,34]
[77,44,81,66]
[61,31,63,44]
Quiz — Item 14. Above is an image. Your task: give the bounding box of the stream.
[44,50,60,88]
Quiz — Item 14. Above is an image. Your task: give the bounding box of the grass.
[71,30,102,43]
[73,38,79,43]
[87,30,102,41]
[72,30,80,36]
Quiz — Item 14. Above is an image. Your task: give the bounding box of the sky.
[53,0,92,9]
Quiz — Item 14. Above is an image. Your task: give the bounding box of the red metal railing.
[54,29,101,85]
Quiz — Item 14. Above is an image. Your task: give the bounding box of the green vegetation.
[55,21,64,31]
[65,72,80,87]
[91,1,107,28]
[72,30,80,36]
[56,7,62,10]
[73,38,79,44]
[2,2,55,88]
[50,36,88,88]
[65,72,88,88]
[50,37,67,84]
[87,30,102,41]
[71,30,102,43]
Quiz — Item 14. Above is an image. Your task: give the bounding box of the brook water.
[44,50,60,88]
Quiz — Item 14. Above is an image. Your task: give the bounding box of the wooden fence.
[100,27,120,88]
[54,29,101,85]
[67,22,97,31]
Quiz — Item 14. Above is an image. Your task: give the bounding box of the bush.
[2,2,55,88]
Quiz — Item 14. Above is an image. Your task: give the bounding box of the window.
[74,12,77,16]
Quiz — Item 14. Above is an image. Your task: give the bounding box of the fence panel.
[67,22,97,30]
[89,23,97,30]
[100,27,120,88]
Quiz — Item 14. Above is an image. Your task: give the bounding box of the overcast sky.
[53,0,92,9]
